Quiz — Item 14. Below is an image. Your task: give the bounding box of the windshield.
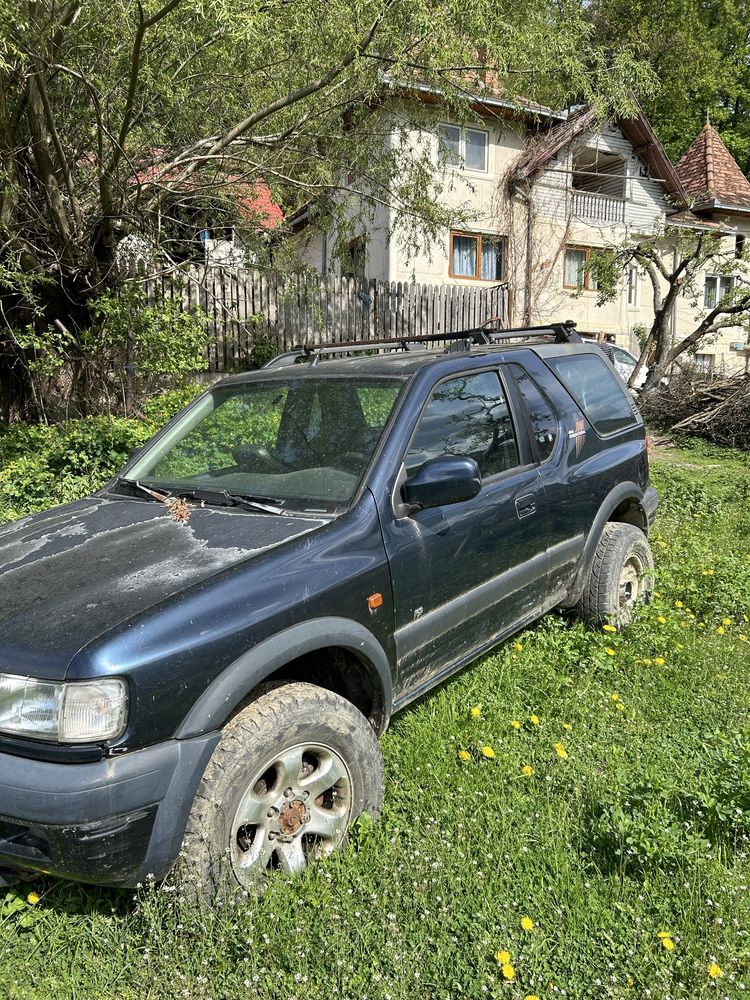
[122,375,404,514]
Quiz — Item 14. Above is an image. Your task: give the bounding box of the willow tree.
[0,0,651,415]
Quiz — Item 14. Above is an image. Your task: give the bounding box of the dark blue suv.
[0,324,657,895]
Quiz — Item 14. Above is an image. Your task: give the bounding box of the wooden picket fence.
[146,266,509,372]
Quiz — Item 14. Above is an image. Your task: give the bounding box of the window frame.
[506,363,560,466]
[438,123,489,173]
[626,265,639,307]
[399,367,531,487]
[546,352,639,440]
[448,230,507,282]
[563,245,600,291]
[704,274,736,309]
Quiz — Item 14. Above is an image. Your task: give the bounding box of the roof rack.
[262,320,580,368]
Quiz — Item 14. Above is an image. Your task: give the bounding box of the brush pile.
[638,369,750,450]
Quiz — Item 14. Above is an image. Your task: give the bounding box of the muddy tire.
[574,522,654,628]
[179,682,384,901]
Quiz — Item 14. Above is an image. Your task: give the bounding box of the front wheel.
[180,682,384,900]
[574,522,654,628]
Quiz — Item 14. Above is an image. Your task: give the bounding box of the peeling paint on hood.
[0,496,325,675]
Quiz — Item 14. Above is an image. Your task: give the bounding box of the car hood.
[0,496,326,677]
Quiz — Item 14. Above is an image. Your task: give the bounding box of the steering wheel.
[232,443,282,472]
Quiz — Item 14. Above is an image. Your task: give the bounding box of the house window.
[343,237,366,283]
[564,246,598,291]
[438,124,488,172]
[449,231,506,281]
[736,235,746,258]
[571,148,626,198]
[704,275,735,309]
[627,266,639,307]
[695,353,714,375]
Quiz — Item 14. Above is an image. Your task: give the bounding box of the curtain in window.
[481,239,504,280]
[704,276,718,308]
[453,235,477,277]
[565,249,587,287]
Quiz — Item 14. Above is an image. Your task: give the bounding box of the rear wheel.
[575,522,654,628]
[180,682,384,900]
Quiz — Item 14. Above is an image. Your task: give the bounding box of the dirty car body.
[0,328,657,887]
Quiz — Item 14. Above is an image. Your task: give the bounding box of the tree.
[587,0,750,169]
[0,0,653,417]
[590,225,750,393]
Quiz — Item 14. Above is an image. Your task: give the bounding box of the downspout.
[513,178,534,326]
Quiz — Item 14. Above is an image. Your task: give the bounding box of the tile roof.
[675,123,750,209]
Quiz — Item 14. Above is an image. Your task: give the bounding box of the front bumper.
[0,732,218,887]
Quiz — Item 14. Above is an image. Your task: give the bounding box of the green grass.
[1,438,750,999]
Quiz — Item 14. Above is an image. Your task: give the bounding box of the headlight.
[0,674,128,743]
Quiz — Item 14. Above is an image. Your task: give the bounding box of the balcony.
[572,189,625,224]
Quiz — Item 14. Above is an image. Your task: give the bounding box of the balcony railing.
[572,189,626,223]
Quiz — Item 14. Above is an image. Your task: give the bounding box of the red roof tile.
[675,123,750,209]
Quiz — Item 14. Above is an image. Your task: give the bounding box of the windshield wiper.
[120,480,285,515]
[184,488,285,515]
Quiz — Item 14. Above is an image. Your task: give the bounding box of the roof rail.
[261,320,580,367]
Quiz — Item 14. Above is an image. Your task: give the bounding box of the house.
[672,122,750,373]
[291,91,749,373]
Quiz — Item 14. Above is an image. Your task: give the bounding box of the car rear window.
[546,353,637,436]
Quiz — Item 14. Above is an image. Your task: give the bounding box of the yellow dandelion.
[602,623,617,633]
[563,722,572,731]
[661,937,675,952]
[494,950,511,965]
[525,996,541,1000]
[654,657,666,666]
[716,626,725,635]
[674,600,684,608]
[707,963,724,979]
[553,742,568,759]
[458,749,471,762]
[610,692,621,701]
[722,617,732,625]
[520,916,535,931]
[740,634,749,642]
[657,615,667,624]
[615,701,625,711]
[501,963,516,981]
[514,642,524,652]
[521,764,534,776]
[471,706,482,718]
[698,622,706,628]
[511,719,522,730]
[605,647,616,656]
[27,891,40,905]
[529,714,540,726]
[481,745,495,759]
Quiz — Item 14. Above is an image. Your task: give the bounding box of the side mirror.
[401,456,481,511]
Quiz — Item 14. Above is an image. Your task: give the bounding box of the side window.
[546,354,636,435]
[508,364,558,461]
[405,371,519,479]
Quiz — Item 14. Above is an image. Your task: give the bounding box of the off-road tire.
[179,682,384,901]
[575,522,654,628]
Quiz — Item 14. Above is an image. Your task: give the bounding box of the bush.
[0,386,201,524]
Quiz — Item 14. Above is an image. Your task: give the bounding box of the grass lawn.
[1,438,749,1000]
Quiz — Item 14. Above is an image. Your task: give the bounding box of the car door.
[379,367,550,705]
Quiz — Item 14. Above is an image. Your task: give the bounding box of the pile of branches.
[639,369,750,451]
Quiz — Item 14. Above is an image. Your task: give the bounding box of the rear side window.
[546,354,636,436]
[509,364,558,461]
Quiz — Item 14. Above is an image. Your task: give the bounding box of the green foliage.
[89,284,206,378]
[0,387,200,524]
[589,0,750,167]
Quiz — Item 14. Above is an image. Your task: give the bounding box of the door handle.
[514,493,536,519]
